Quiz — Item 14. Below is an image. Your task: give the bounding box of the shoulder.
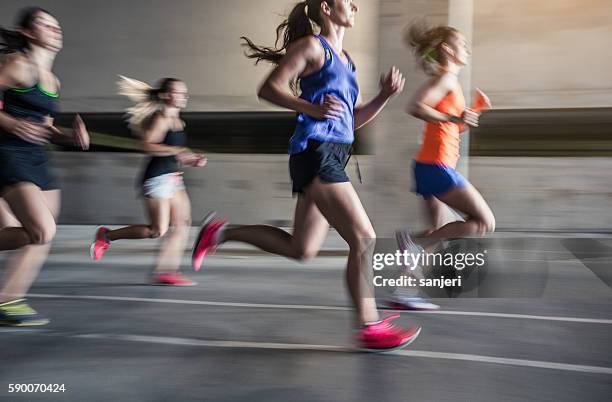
[286,35,324,58]
[421,73,454,94]
[0,52,34,85]
[144,111,169,132]
[439,73,459,90]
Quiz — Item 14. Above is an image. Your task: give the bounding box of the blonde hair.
[117,75,181,133]
[404,21,459,75]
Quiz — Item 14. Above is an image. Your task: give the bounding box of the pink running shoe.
[90,226,110,261]
[151,272,197,287]
[192,213,226,271]
[357,314,422,352]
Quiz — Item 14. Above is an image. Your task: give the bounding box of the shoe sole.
[0,319,50,327]
[356,326,422,354]
[384,302,440,311]
[150,282,198,287]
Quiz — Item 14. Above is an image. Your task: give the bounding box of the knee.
[348,228,377,254]
[293,247,319,263]
[487,215,496,234]
[475,214,495,235]
[149,225,168,239]
[26,222,56,245]
[177,216,192,228]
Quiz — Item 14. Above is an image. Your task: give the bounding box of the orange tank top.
[415,88,465,168]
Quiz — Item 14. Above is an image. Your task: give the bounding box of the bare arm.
[408,75,457,123]
[48,114,90,150]
[354,66,405,130]
[140,115,187,156]
[408,74,479,128]
[257,36,344,120]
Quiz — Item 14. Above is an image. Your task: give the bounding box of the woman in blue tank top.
[192,0,421,352]
[89,76,207,287]
[0,8,90,326]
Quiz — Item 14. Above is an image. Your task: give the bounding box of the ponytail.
[404,20,459,75]
[240,0,334,65]
[117,75,180,133]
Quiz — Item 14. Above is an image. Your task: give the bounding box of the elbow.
[256,86,265,100]
[257,83,270,102]
[140,143,152,154]
[257,80,280,103]
[408,102,428,119]
[407,105,420,119]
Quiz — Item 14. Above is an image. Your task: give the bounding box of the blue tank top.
[142,129,186,182]
[0,83,59,148]
[288,35,359,155]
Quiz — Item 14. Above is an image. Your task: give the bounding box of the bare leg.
[222,192,330,261]
[306,178,379,325]
[220,179,381,325]
[0,184,59,303]
[155,191,191,274]
[422,183,495,240]
[423,196,450,232]
[106,197,171,241]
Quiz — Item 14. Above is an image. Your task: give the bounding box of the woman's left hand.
[177,151,207,167]
[193,153,207,167]
[73,114,90,150]
[380,66,405,99]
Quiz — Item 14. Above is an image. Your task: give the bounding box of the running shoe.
[192,212,226,271]
[356,314,421,352]
[395,229,425,259]
[0,299,49,326]
[90,226,110,261]
[151,272,197,287]
[392,231,440,310]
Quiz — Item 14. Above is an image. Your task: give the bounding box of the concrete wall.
[470,157,612,232]
[51,152,612,232]
[472,0,612,108]
[51,152,373,227]
[1,0,380,112]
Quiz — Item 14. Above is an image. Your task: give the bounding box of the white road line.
[63,332,612,375]
[27,293,612,324]
[392,350,612,375]
[409,310,612,324]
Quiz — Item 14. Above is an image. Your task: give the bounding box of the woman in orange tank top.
[387,23,496,310]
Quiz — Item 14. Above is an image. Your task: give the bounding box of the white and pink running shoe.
[356,314,422,352]
[192,212,226,271]
[90,226,110,261]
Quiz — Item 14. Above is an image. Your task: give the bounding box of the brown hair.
[405,21,459,75]
[240,0,335,65]
[0,7,53,54]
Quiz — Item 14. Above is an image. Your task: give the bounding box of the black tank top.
[0,83,59,148]
[142,129,186,182]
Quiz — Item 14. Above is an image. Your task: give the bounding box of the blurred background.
[1,0,611,231]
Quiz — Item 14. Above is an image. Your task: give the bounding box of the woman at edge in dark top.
[0,7,90,326]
